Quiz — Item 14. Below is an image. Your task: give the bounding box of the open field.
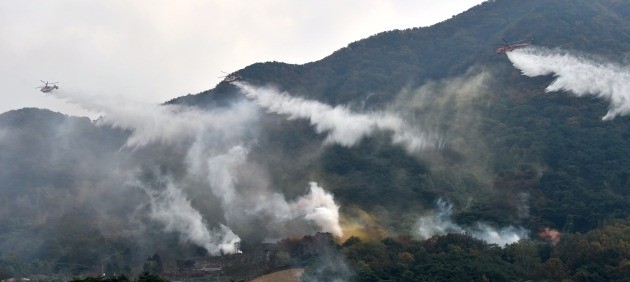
[251,268,304,282]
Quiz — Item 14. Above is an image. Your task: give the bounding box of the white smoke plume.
[294,182,343,238]
[204,145,343,238]
[49,87,343,253]
[415,199,464,239]
[468,224,527,247]
[415,199,528,246]
[47,89,255,253]
[140,179,241,255]
[234,82,441,153]
[507,46,630,120]
[52,89,259,147]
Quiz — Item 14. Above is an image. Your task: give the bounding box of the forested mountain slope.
[1,0,628,280]
[171,0,629,231]
[172,0,629,107]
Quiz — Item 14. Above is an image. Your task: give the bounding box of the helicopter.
[219,71,242,83]
[37,80,59,93]
[495,38,534,54]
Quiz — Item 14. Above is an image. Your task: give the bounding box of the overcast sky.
[1,0,485,117]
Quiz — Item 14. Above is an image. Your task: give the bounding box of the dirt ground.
[250,268,305,282]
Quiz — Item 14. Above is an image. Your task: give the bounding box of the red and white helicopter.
[37,80,59,93]
[495,38,534,54]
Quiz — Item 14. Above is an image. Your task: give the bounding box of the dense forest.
[63,224,630,281]
[1,0,629,281]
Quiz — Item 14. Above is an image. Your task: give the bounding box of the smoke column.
[415,199,464,239]
[415,199,528,246]
[50,87,339,251]
[47,89,255,254]
[293,182,343,238]
[234,82,441,153]
[52,86,346,247]
[507,47,630,120]
[141,179,241,255]
[204,145,343,237]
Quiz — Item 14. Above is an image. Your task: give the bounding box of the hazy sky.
[1,0,485,117]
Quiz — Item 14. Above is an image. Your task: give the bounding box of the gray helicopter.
[37,80,59,93]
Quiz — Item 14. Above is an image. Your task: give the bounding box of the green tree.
[142,253,163,275]
[536,257,568,281]
[137,271,169,282]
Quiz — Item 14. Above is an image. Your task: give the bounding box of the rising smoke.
[200,145,343,238]
[49,88,345,254]
[232,73,530,246]
[415,199,528,246]
[415,199,464,239]
[41,65,531,256]
[139,177,241,255]
[507,46,630,120]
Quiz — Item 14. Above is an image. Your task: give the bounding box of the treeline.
[299,220,629,281]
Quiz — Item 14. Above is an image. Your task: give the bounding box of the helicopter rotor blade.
[50,82,59,84]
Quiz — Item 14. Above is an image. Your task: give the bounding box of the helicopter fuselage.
[40,85,58,93]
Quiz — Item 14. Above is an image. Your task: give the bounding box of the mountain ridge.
[170,0,629,108]
[1,0,629,279]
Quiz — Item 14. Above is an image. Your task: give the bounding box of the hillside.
[170,0,630,231]
[171,0,629,107]
[1,0,629,280]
